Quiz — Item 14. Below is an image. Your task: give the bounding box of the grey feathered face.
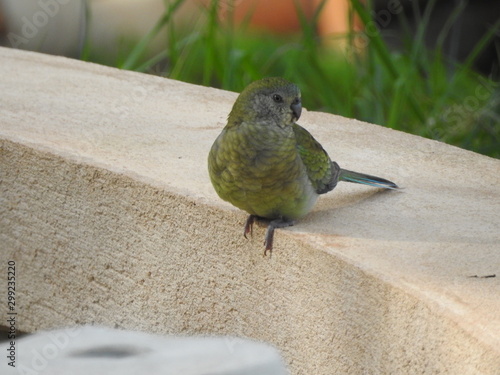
[229,77,302,129]
[251,82,302,128]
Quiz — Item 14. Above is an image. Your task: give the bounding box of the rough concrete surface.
[0,46,499,374]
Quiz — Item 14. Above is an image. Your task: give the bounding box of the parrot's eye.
[272,94,283,103]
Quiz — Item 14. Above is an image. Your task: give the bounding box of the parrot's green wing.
[293,123,340,194]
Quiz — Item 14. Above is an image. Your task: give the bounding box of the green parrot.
[208,77,398,255]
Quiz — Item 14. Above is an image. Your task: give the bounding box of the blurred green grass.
[83,0,499,158]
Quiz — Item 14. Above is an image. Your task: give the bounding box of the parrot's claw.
[244,216,294,256]
[243,215,257,239]
[264,219,294,257]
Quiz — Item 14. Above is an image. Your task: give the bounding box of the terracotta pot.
[199,0,360,38]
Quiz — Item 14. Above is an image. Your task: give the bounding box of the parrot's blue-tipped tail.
[339,169,399,190]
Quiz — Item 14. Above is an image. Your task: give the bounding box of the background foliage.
[83,0,500,158]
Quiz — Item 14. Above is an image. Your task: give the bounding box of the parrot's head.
[228,77,302,129]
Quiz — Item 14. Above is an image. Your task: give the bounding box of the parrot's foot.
[264,219,294,256]
[243,215,257,239]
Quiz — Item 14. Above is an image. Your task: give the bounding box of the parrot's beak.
[291,99,302,121]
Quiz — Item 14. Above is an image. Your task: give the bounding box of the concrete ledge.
[1,47,499,374]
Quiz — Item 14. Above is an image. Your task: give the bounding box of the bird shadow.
[293,186,496,245]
